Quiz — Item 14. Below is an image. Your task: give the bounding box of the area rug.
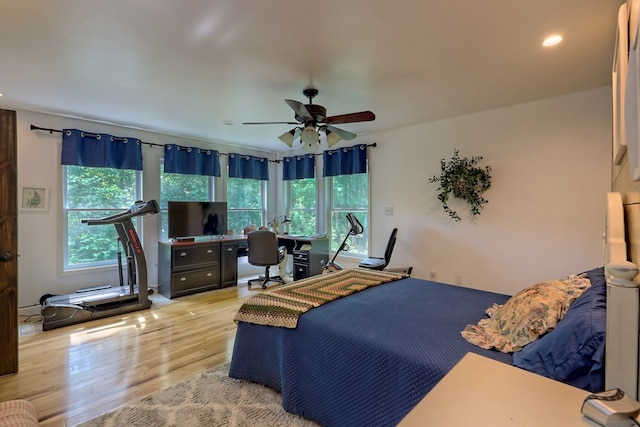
[78,363,319,427]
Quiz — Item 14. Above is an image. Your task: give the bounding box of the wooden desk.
[157,236,247,299]
[398,352,600,427]
[276,234,329,280]
[158,234,330,298]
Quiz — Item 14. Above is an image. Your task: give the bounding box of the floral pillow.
[461,274,591,353]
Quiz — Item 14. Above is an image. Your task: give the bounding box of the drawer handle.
[207,249,213,254]
[206,273,212,277]
[227,247,233,252]
[179,252,187,257]
[179,277,187,281]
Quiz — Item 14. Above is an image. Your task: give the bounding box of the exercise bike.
[40,200,159,331]
[322,212,364,273]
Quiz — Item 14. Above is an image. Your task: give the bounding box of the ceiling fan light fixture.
[302,140,317,152]
[301,125,320,145]
[325,129,342,147]
[244,88,374,149]
[278,129,297,147]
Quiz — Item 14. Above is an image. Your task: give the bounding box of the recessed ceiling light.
[542,35,563,47]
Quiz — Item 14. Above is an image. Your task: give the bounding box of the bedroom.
[1,0,615,315]
[0,0,629,424]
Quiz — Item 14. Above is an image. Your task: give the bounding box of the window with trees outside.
[159,164,213,239]
[329,173,369,256]
[63,165,141,270]
[227,177,265,235]
[286,178,317,236]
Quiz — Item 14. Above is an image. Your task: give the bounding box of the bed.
[229,192,640,427]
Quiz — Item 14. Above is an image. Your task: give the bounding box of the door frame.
[0,109,18,376]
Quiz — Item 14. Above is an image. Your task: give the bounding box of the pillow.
[512,267,606,392]
[461,274,591,353]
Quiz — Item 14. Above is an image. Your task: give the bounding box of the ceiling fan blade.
[323,111,375,124]
[242,121,299,125]
[285,99,313,121]
[326,125,357,141]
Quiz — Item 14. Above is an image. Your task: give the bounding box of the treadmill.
[41,199,159,331]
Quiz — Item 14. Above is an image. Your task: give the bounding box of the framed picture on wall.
[19,185,49,211]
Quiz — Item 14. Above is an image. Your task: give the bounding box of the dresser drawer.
[172,267,220,293]
[293,250,309,262]
[293,262,309,281]
[172,244,219,269]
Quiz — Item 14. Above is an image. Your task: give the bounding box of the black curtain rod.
[30,124,376,160]
[30,125,63,134]
[30,124,165,148]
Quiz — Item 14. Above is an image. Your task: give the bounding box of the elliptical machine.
[322,212,364,273]
[40,200,159,331]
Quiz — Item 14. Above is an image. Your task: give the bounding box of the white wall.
[14,86,611,308]
[365,87,611,295]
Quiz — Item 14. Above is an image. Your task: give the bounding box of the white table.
[398,352,602,427]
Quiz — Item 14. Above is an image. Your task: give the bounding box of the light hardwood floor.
[0,283,259,426]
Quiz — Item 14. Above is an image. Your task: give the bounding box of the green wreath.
[429,149,492,222]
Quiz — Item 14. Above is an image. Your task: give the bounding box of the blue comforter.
[229,277,512,426]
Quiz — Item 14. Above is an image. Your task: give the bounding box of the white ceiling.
[0,0,624,153]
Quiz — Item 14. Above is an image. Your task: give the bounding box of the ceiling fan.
[242,88,375,151]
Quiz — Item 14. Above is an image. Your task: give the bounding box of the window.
[63,165,141,270]
[159,164,213,239]
[328,173,369,255]
[227,177,265,234]
[286,178,317,236]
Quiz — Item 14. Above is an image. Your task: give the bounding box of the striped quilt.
[233,267,408,328]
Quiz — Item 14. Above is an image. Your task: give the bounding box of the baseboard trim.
[18,305,40,317]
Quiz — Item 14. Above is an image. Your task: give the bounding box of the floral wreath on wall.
[429,149,492,222]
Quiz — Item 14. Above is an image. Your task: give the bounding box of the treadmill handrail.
[82,200,159,225]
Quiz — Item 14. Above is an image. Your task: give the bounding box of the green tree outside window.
[227,177,264,234]
[330,173,368,255]
[288,178,317,236]
[64,165,140,268]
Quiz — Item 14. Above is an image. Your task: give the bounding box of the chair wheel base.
[248,275,284,290]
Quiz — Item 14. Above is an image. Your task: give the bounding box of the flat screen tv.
[167,201,228,239]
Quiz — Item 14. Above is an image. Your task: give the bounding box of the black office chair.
[359,228,398,271]
[247,230,287,289]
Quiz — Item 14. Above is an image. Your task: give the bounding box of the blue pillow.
[512,267,606,392]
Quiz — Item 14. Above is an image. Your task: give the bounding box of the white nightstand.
[398,352,601,427]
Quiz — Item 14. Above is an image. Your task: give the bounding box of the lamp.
[278,128,302,147]
[300,125,319,144]
[268,215,291,235]
[325,129,342,147]
[278,123,354,151]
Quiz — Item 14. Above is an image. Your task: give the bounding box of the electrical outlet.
[385,206,393,216]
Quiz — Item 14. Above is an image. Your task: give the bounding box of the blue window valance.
[164,144,221,177]
[61,128,143,170]
[283,154,315,180]
[228,153,269,180]
[323,143,368,177]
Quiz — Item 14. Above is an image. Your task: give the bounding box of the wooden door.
[0,109,18,376]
